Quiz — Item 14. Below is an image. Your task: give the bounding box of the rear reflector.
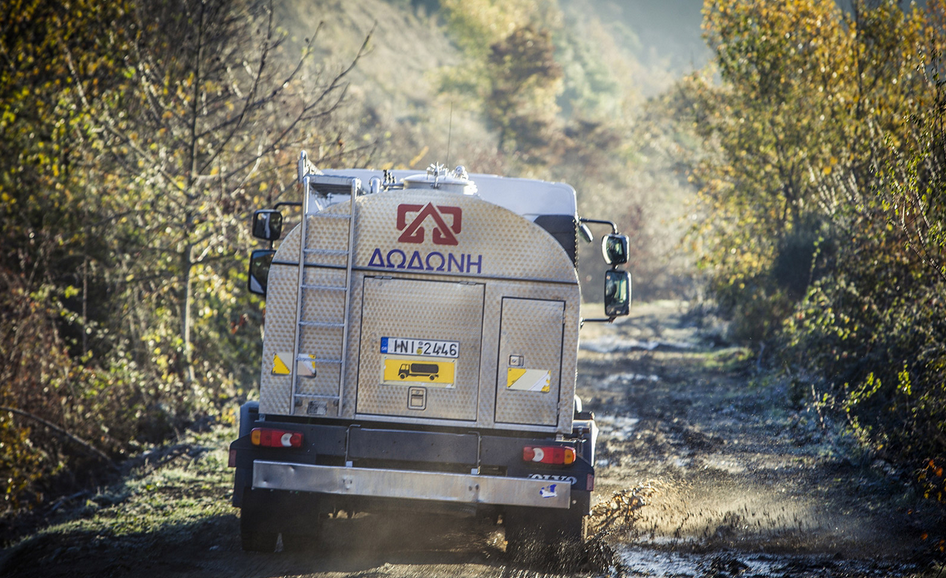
[523,446,576,465]
[228,449,237,468]
[250,427,303,448]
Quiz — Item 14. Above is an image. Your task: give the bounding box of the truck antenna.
[446,102,453,170]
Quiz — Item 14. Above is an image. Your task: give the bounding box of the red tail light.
[250,427,303,448]
[523,445,576,465]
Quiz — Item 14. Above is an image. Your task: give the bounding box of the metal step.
[301,284,347,291]
[299,321,345,328]
[296,356,342,365]
[303,248,350,256]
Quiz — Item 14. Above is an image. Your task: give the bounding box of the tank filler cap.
[402,163,477,195]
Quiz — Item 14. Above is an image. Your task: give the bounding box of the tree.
[0,0,135,514]
[680,0,946,487]
[438,0,564,164]
[0,0,371,516]
[83,0,370,393]
[680,0,930,342]
[486,25,563,159]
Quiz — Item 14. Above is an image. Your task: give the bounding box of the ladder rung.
[299,321,345,328]
[296,356,342,364]
[301,284,347,291]
[293,394,341,399]
[303,248,350,256]
[306,212,351,219]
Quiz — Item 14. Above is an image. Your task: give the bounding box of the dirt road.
[2,301,940,577]
[578,301,937,576]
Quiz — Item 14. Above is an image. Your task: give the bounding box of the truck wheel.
[399,372,408,379]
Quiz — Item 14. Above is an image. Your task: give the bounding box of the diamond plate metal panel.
[495,298,565,426]
[259,263,298,416]
[350,191,577,283]
[258,183,582,433]
[356,277,484,421]
[476,281,580,433]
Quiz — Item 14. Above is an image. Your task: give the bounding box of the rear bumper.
[252,461,572,509]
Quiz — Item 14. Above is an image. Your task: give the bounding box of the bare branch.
[0,406,115,466]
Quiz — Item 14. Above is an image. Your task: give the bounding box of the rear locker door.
[495,298,565,426]
[356,277,484,421]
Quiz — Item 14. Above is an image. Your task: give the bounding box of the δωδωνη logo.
[397,203,462,245]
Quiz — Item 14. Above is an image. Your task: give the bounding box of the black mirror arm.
[273,201,301,211]
[578,217,617,234]
[580,316,617,327]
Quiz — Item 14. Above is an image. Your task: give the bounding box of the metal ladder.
[288,160,360,417]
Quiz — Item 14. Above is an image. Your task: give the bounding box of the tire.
[238,401,260,438]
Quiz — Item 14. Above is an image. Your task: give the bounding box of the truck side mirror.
[248,249,275,296]
[578,222,594,243]
[252,210,283,241]
[601,234,628,266]
[604,269,631,317]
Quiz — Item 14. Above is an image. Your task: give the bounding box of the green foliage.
[438,0,564,163]
[680,0,934,339]
[435,0,697,300]
[681,0,946,484]
[782,67,946,470]
[0,0,368,518]
[0,0,135,513]
[1,425,234,570]
[486,25,563,158]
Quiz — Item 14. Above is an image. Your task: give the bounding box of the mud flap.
[504,490,590,557]
[240,488,323,553]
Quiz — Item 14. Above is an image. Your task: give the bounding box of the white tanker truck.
[228,152,631,552]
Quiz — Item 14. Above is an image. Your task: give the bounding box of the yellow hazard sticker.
[507,368,551,392]
[273,351,292,375]
[382,357,455,387]
[273,352,318,377]
[297,354,317,378]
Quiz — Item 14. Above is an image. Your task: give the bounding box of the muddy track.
[579,301,938,576]
[2,301,941,577]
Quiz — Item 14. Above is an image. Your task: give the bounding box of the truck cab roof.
[319,168,578,222]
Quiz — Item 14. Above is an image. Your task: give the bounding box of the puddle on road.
[599,372,661,389]
[595,414,641,451]
[581,336,696,354]
[614,546,919,577]
[699,456,746,475]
